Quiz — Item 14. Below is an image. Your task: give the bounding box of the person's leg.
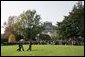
[27,45,31,51]
[18,44,20,51]
[22,45,24,51]
[20,45,23,51]
[19,44,22,51]
[19,46,21,51]
[17,45,19,51]
[17,48,19,51]
[27,46,29,51]
[27,48,28,51]
[29,45,32,51]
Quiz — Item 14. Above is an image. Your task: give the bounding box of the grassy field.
[1,45,84,56]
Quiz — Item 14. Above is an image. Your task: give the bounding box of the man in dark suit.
[17,39,24,51]
[27,39,32,51]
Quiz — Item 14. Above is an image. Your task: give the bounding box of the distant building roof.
[44,21,57,31]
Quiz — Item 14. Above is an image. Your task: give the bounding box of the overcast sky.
[1,1,84,34]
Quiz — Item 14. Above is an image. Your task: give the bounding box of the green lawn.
[1,45,84,56]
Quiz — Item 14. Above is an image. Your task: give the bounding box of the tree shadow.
[25,49,43,52]
[16,49,43,52]
[32,49,40,51]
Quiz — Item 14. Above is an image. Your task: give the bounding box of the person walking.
[17,39,24,51]
[27,39,32,51]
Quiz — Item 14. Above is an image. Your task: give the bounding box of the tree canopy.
[57,1,84,39]
[12,10,44,40]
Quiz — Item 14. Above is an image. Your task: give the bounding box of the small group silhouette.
[17,39,32,51]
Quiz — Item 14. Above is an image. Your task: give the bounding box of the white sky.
[1,1,84,34]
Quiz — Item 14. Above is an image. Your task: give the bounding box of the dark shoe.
[27,49,29,51]
[23,50,24,51]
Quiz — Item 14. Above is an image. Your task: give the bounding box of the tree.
[57,1,84,40]
[3,16,16,39]
[13,10,44,40]
[39,34,51,40]
[2,16,17,43]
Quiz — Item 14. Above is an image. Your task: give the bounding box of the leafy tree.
[13,10,44,40]
[57,1,84,39]
[3,16,16,39]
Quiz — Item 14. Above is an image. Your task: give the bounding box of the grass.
[1,45,84,56]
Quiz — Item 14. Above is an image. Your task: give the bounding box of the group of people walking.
[17,39,32,51]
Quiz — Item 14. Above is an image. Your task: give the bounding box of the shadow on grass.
[16,49,42,52]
